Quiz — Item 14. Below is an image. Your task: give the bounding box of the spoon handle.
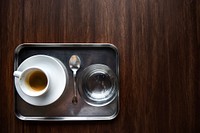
[73,73,77,96]
[72,71,78,104]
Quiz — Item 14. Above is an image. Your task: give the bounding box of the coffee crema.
[26,70,48,91]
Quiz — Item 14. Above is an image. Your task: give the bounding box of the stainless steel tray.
[14,43,119,121]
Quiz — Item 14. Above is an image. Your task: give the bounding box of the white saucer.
[14,55,68,106]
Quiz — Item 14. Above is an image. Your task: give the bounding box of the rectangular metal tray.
[14,43,119,121]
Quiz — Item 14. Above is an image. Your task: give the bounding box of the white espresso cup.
[13,67,50,97]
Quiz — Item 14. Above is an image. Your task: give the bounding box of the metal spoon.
[69,55,81,104]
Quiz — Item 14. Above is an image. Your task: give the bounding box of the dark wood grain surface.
[0,0,200,132]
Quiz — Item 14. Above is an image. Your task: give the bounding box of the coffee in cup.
[13,67,49,97]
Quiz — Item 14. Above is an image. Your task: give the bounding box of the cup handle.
[13,71,22,78]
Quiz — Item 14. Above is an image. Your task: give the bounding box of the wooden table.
[0,0,200,132]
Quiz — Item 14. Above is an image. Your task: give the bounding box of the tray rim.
[14,43,120,121]
[15,43,119,55]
